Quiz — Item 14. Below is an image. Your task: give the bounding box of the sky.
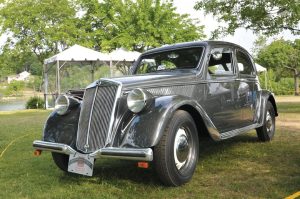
[173,0,300,53]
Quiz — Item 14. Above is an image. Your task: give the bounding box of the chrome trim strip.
[32,140,153,161]
[33,140,76,154]
[85,86,99,151]
[90,147,153,161]
[220,124,259,140]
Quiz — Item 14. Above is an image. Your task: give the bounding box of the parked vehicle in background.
[33,41,278,186]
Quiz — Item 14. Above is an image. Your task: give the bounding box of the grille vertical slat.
[76,84,118,153]
[76,88,96,147]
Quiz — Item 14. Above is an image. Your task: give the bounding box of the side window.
[236,50,255,76]
[208,47,234,76]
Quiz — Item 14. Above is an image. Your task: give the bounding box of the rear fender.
[256,90,278,126]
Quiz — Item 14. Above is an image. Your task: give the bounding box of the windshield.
[134,47,204,74]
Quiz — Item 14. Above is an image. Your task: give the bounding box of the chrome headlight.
[55,95,70,115]
[127,88,153,113]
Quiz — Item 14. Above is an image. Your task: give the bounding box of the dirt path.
[276,96,300,103]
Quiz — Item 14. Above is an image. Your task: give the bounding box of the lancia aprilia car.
[33,41,278,186]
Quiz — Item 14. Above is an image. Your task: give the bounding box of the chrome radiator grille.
[76,84,119,153]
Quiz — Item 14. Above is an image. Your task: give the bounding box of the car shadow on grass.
[57,133,261,187]
[57,159,161,187]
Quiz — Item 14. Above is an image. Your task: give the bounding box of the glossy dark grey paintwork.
[41,41,278,152]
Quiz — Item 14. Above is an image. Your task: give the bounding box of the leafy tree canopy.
[80,0,205,52]
[256,39,300,95]
[0,0,205,78]
[195,0,300,38]
[0,0,86,64]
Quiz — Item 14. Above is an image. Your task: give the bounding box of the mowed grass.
[0,98,299,199]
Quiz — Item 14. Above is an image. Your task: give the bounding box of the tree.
[251,35,267,58]
[195,0,300,37]
[256,39,300,95]
[80,0,205,52]
[0,0,86,65]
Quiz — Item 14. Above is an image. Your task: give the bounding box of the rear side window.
[236,50,255,76]
[208,47,234,76]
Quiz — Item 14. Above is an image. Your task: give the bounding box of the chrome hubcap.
[266,111,273,134]
[174,128,190,170]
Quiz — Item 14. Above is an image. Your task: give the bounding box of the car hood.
[108,71,197,90]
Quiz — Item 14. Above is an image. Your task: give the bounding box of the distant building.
[6,71,31,84]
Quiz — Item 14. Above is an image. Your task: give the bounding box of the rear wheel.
[154,110,199,186]
[52,153,69,172]
[256,101,276,142]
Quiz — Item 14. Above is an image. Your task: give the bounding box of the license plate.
[68,153,94,176]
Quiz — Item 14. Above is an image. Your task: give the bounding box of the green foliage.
[0,0,205,85]
[195,0,300,38]
[259,69,295,95]
[5,81,24,96]
[256,39,300,95]
[80,0,205,52]
[59,65,110,92]
[0,0,87,64]
[0,49,42,79]
[25,96,45,109]
[27,76,42,92]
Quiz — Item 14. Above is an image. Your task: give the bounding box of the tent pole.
[110,60,113,77]
[56,60,60,95]
[44,64,49,109]
[91,62,95,82]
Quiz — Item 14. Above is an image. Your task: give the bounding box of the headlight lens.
[55,95,70,115]
[127,88,152,113]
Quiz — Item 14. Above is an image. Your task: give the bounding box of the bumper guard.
[33,140,153,161]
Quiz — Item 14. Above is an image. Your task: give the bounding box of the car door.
[234,49,257,127]
[203,46,242,133]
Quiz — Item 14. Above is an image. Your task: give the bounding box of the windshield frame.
[132,46,205,75]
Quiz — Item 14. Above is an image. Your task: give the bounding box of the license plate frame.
[68,153,94,176]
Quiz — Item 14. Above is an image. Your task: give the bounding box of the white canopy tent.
[255,63,267,72]
[255,63,268,89]
[108,48,141,75]
[43,45,140,109]
[109,48,141,62]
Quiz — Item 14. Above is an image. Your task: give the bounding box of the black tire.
[52,152,69,172]
[256,101,276,142]
[154,110,199,186]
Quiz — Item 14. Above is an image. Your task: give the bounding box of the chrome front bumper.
[33,140,153,161]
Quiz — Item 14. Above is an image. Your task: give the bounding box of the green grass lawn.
[0,100,299,199]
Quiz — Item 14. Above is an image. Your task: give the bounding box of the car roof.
[144,40,249,54]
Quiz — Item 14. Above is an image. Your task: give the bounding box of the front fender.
[113,95,217,148]
[42,107,80,148]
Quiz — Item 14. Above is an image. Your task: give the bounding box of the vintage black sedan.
[33,41,278,186]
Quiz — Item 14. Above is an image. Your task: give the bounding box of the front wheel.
[154,110,199,186]
[52,152,69,172]
[256,101,276,142]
